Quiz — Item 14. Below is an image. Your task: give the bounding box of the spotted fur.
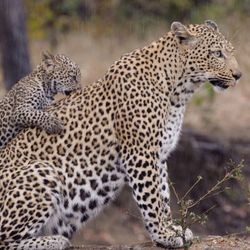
[0,52,81,149]
[0,20,241,249]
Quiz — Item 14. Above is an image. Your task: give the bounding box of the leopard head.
[41,51,81,95]
[171,20,242,92]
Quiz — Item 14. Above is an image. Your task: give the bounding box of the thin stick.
[169,180,180,202]
[179,176,203,203]
[187,164,243,210]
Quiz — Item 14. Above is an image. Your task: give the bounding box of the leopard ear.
[171,21,195,45]
[41,51,55,73]
[205,20,219,32]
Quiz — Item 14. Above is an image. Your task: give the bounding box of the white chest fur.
[158,105,185,162]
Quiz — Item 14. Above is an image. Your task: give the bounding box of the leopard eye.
[212,50,223,58]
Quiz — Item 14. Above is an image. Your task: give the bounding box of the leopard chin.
[208,79,229,90]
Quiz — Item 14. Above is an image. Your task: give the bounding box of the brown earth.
[69,236,250,250]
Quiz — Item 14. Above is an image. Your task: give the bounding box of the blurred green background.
[25,0,249,47]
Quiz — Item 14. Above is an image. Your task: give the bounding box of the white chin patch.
[213,85,226,93]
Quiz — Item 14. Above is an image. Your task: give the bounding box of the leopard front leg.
[123,149,193,248]
[13,106,64,134]
[159,162,171,220]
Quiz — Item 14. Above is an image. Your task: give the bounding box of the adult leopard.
[0,20,241,249]
[0,51,81,149]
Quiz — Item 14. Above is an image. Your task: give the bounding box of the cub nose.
[232,71,242,81]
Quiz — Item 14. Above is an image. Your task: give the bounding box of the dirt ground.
[69,236,250,250]
[71,236,250,250]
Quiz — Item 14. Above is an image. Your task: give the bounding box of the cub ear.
[42,51,54,61]
[205,20,218,32]
[171,21,195,45]
[41,51,55,73]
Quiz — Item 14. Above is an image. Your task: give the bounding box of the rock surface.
[69,236,250,250]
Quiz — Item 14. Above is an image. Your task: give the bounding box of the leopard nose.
[232,71,242,81]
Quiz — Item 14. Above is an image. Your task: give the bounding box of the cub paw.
[45,117,64,134]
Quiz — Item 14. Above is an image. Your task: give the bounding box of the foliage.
[25,0,83,48]
[24,0,249,42]
[169,161,247,249]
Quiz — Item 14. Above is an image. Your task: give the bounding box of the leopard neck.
[145,32,201,108]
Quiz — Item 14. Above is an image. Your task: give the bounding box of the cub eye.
[212,50,223,58]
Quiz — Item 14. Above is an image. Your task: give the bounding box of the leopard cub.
[0,51,81,148]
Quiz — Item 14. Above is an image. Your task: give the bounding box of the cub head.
[41,51,81,95]
[171,20,242,91]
